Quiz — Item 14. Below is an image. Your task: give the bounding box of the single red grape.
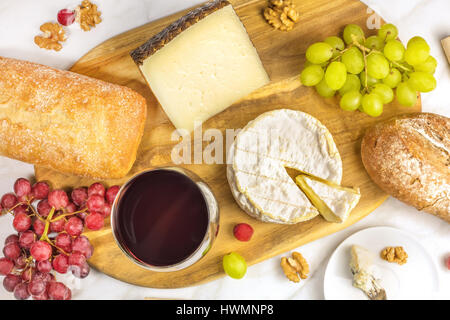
[30,241,52,261]
[13,204,28,215]
[0,258,14,275]
[50,214,66,233]
[37,199,52,217]
[71,187,88,207]
[28,278,46,296]
[13,212,31,232]
[14,178,31,198]
[57,9,76,26]
[32,219,45,237]
[72,236,93,259]
[13,282,30,300]
[64,216,84,237]
[65,202,77,213]
[21,267,35,282]
[4,234,19,245]
[52,254,69,274]
[31,182,49,200]
[71,261,90,279]
[18,230,36,249]
[1,193,18,210]
[14,255,27,269]
[85,213,104,231]
[3,242,21,260]
[48,190,69,209]
[36,260,52,274]
[47,281,71,300]
[100,203,111,218]
[68,251,86,266]
[86,194,105,212]
[55,233,72,253]
[88,183,105,198]
[106,185,120,204]
[3,274,21,292]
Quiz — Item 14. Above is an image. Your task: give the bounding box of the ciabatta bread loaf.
[361,113,450,223]
[0,57,147,179]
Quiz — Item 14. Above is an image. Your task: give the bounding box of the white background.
[0,0,448,299]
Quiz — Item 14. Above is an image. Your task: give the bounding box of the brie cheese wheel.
[227,109,342,224]
[297,175,361,223]
[131,0,270,132]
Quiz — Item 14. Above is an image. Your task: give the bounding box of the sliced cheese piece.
[350,245,387,300]
[227,109,342,224]
[295,174,360,223]
[131,0,270,132]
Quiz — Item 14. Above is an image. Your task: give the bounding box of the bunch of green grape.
[300,23,437,117]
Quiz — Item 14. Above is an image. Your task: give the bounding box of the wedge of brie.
[131,0,270,132]
[295,175,361,223]
[350,245,387,300]
[227,109,342,224]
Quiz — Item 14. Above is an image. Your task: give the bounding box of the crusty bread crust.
[0,57,147,179]
[361,113,450,223]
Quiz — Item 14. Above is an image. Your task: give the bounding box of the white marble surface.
[0,0,449,300]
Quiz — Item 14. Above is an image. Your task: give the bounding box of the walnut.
[34,22,67,51]
[381,246,408,265]
[76,0,102,31]
[263,0,299,31]
[281,251,309,282]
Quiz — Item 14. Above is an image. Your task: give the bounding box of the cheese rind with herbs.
[131,0,270,132]
[227,109,343,224]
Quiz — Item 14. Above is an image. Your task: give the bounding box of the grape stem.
[391,60,413,73]
[50,207,87,222]
[40,207,55,242]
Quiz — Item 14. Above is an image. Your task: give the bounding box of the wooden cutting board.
[35,0,421,288]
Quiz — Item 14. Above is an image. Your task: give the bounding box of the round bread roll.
[361,113,450,223]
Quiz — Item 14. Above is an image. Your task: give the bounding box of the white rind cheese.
[227,109,343,224]
[302,176,361,223]
[138,4,270,132]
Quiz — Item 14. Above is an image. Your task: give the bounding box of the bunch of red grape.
[0,178,119,300]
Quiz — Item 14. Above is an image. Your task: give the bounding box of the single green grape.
[407,71,437,92]
[365,35,384,51]
[223,252,247,279]
[414,56,437,74]
[325,61,347,90]
[341,47,364,74]
[371,83,394,104]
[404,36,430,66]
[361,93,384,117]
[378,23,398,41]
[360,71,380,87]
[396,82,417,107]
[300,65,324,86]
[306,42,334,64]
[339,74,361,96]
[367,53,390,79]
[340,90,362,111]
[324,36,345,58]
[315,78,336,98]
[382,68,402,88]
[383,39,405,61]
[343,24,365,45]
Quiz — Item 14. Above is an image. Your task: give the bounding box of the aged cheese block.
[295,175,360,223]
[130,0,270,132]
[227,109,342,224]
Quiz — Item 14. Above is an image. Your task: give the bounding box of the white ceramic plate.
[323,226,439,300]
